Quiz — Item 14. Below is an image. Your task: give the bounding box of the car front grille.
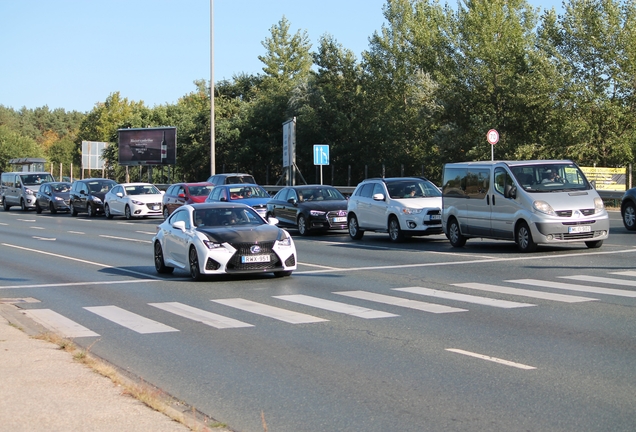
[556,209,595,217]
[226,241,282,271]
[146,202,162,210]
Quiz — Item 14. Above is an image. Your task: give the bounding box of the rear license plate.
[241,255,271,263]
[568,225,591,234]
[332,217,347,223]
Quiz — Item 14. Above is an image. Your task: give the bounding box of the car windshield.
[51,183,70,193]
[20,173,55,185]
[228,186,270,200]
[125,184,161,195]
[386,179,441,199]
[194,207,265,227]
[188,185,213,196]
[510,163,591,192]
[87,180,116,193]
[297,187,345,202]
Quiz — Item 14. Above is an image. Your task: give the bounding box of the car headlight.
[92,196,102,203]
[594,197,605,213]
[401,208,423,215]
[55,196,64,201]
[310,210,326,216]
[203,240,223,250]
[131,199,144,205]
[533,200,556,216]
[277,233,293,247]
[25,188,35,195]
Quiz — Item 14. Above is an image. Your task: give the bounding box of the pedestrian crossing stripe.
[212,298,328,324]
[274,294,398,318]
[24,309,99,338]
[394,287,535,308]
[508,279,636,298]
[149,302,253,329]
[454,282,597,303]
[84,305,179,334]
[559,275,636,288]
[334,291,467,313]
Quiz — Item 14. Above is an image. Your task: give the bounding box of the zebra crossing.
[22,271,636,339]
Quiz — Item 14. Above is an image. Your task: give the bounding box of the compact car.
[152,202,296,280]
[205,184,271,219]
[35,182,71,214]
[266,185,349,236]
[162,182,213,218]
[69,178,118,217]
[104,183,164,219]
[347,177,443,242]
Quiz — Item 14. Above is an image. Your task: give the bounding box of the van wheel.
[448,218,466,247]
[348,214,364,240]
[388,216,405,242]
[516,221,537,252]
[20,199,27,211]
[3,200,9,211]
[585,240,603,249]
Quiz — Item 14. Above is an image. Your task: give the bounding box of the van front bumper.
[533,217,610,243]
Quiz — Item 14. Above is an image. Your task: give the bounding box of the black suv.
[69,178,118,217]
[206,173,256,185]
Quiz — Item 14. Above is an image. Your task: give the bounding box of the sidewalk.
[0,303,227,432]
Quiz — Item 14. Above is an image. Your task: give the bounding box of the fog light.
[546,234,553,241]
[407,221,417,229]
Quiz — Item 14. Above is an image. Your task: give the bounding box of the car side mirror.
[372,193,385,201]
[116,192,123,198]
[267,216,279,225]
[288,198,297,205]
[172,220,186,231]
[80,189,87,194]
[504,184,517,199]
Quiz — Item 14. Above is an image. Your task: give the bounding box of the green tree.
[0,126,42,171]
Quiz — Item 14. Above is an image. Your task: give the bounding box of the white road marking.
[274,294,398,319]
[135,231,156,235]
[334,291,467,313]
[446,348,536,370]
[33,236,56,241]
[0,222,8,226]
[455,282,597,303]
[84,305,179,334]
[149,302,253,329]
[24,309,99,338]
[212,298,328,324]
[508,279,636,298]
[1,243,162,280]
[394,287,535,308]
[30,226,45,230]
[0,279,159,290]
[611,270,636,277]
[560,275,636,287]
[68,231,85,234]
[99,234,151,244]
[16,219,36,222]
[297,262,341,270]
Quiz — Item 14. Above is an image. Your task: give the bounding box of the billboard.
[118,127,176,166]
[82,141,108,170]
[580,166,626,191]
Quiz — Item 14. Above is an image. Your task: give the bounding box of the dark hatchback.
[621,187,636,231]
[69,178,118,217]
[35,182,72,214]
[266,185,348,236]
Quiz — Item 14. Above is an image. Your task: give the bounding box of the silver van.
[441,160,609,252]
[1,171,56,211]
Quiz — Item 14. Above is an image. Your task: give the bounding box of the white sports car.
[152,202,297,280]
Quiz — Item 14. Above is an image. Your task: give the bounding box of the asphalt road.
[0,209,634,432]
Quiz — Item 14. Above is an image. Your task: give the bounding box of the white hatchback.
[104,183,164,219]
[347,177,443,242]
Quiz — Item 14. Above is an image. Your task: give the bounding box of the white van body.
[441,160,609,252]
[1,171,56,211]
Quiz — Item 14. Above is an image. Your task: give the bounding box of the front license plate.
[241,255,271,263]
[152,205,160,210]
[568,225,591,234]
[429,214,442,221]
[332,217,347,223]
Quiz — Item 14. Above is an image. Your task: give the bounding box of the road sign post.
[314,144,329,185]
[487,129,499,161]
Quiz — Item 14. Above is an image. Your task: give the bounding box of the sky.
[1,0,562,114]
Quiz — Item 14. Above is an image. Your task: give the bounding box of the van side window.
[465,170,489,199]
[494,168,513,195]
[442,168,466,197]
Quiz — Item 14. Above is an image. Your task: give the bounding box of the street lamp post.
[210,0,215,176]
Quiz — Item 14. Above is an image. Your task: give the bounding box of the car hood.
[234,197,271,207]
[197,224,282,243]
[127,194,163,203]
[300,200,348,211]
[394,196,442,209]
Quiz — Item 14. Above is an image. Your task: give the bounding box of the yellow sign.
[580,167,626,191]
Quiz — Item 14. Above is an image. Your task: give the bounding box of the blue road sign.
[314,144,329,165]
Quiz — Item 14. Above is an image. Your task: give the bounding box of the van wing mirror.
[504,184,517,199]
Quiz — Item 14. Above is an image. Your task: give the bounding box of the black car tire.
[163,207,170,220]
[3,199,9,211]
[388,216,405,243]
[448,218,467,248]
[622,201,636,231]
[154,242,174,274]
[70,202,78,216]
[104,204,113,219]
[585,240,604,249]
[35,201,42,214]
[20,199,27,212]
[88,203,97,217]
[189,246,204,281]
[348,214,364,240]
[125,205,132,220]
[297,215,309,236]
[49,202,57,214]
[274,270,292,277]
[516,221,537,252]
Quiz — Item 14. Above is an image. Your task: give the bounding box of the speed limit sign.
[487,129,499,145]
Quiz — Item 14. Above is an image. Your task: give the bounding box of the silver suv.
[347,177,443,242]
